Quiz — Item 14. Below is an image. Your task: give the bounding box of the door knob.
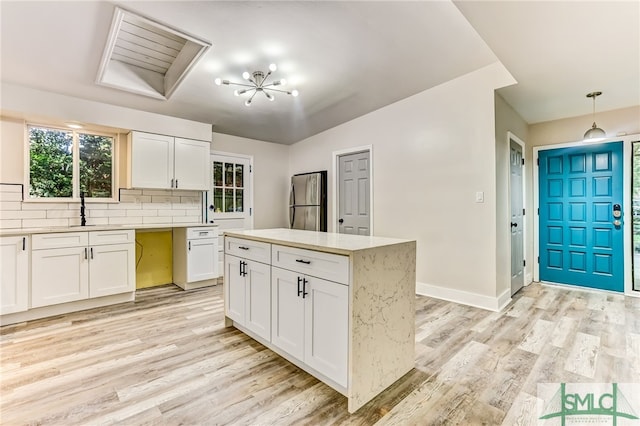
[510,222,518,228]
[338,218,344,224]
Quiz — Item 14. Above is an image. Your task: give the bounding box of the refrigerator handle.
[289,182,295,206]
[290,206,295,228]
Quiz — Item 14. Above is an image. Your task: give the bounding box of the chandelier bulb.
[265,92,274,101]
[269,63,277,72]
[242,71,251,80]
[245,99,252,106]
[234,90,241,96]
[280,79,286,86]
[214,78,222,86]
[291,89,299,97]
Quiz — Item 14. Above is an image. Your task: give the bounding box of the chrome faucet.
[80,191,86,226]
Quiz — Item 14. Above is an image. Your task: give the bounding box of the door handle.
[84,247,88,259]
[510,222,518,228]
[297,276,303,297]
[90,247,94,259]
[302,278,309,299]
[338,218,344,224]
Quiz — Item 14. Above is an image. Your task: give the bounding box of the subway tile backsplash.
[0,185,203,229]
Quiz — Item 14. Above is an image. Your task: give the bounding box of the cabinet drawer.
[225,237,270,264]
[89,229,135,246]
[187,227,218,239]
[32,232,88,250]
[272,244,349,285]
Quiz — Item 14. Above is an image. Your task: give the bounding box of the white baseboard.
[416,282,512,312]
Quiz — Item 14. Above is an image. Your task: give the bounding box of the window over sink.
[27,125,116,201]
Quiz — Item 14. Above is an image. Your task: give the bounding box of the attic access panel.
[97,7,210,100]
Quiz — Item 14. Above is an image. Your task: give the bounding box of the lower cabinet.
[31,230,135,308]
[224,254,271,341]
[271,266,348,387]
[0,236,29,315]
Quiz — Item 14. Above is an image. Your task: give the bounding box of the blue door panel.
[539,142,623,292]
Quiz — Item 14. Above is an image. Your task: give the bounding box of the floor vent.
[96,7,210,100]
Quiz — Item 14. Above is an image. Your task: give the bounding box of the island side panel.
[348,241,416,413]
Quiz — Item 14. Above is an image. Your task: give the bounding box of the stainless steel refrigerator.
[289,171,327,231]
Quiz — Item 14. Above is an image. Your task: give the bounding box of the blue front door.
[539,142,624,292]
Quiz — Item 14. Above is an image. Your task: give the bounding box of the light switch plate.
[475,191,484,203]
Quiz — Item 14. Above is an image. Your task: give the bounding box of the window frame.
[24,123,119,203]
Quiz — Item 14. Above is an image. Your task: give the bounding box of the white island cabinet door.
[245,260,271,341]
[224,255,245,324]
[31,247,89,308]
[270,267,305,361]
[0,236,29,314]
[174,138,210,190]
[89,243,135,298]
[305,276,348,388]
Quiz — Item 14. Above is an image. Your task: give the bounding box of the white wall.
[1,82,212,141]
[494,94,529,297]
[289,62,515,305]
[212,132,289,230]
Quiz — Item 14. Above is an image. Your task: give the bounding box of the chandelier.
[215,64,299,106]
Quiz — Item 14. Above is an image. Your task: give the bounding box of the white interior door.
[510,137,525,295]
[206,153,252,230]
[338,150,371,235]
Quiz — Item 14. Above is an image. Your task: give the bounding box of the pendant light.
[583,91,606,141]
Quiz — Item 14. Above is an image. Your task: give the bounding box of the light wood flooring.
[1,282,639,425]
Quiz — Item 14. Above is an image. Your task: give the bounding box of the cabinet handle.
[22,237,26,251]
[297,276,303,297]
[171,178,175,188]
[84,247,88,259]
[295,259,311,265]
[90,247,94,259]
[188,241,191,251]
[239,246,249,250]
[302,278,309,299]
[175,179,179,188]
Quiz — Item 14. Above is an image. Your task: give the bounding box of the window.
[27,125,115,200]
[212,158,246,213]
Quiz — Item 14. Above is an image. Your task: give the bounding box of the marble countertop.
[223,228,414,255]
[0,223,217,237]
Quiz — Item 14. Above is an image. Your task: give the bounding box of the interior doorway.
[509,133,525,295]
[333,146,373,235]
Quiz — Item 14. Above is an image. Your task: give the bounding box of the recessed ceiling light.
[66,123,83,129]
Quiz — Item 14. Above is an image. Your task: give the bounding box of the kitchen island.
[223,228,416,413]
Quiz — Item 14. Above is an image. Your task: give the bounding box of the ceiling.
[1,1,638,144]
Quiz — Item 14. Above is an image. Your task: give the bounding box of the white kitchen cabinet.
[0,236,29,314]
[128,131,210,190]
[271,266,348,387]
[89,243,136,298]
[31,230,135,308]
[224,237,272,341]
[225,254,271,341]
[173,227,219,290]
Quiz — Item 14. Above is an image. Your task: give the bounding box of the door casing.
[332,145,373,234]
[508,132,526,295]
[533,135,636,295]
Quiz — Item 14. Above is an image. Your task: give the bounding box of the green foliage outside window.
[28,125,114,199]
[79,133,113,198]
[29,127,73,198]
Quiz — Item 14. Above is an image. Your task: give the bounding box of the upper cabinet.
[127,131,210,190]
